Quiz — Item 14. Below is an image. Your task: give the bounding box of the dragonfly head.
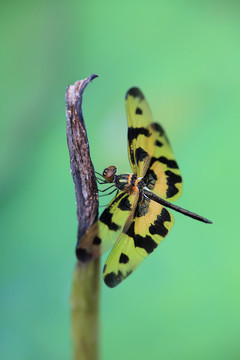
[102,166,117,183]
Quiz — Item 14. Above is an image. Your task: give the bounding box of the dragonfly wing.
[143,122,183,201]
[125,87,182,202]
[76,190,139,262]
[125,88,155,177]
[103,196,174,287]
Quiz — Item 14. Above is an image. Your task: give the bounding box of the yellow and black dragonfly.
[76,87,212,288]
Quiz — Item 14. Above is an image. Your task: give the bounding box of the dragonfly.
[76,87,212,288]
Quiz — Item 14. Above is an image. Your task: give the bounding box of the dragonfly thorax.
[114,173,145,192]
[114,173,132,190]
[103,166,146,192]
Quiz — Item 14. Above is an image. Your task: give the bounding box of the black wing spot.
[93,236,101,245]
[149,208,171,238]
[155,140,163,147]
[134,234,157,254]
[151,123,165,136]
[136,107,143,115]
[100,208,121,231]
[126,87,144,100]
[110,191,126,207]
[161,207,172,222]
[76,248,93,263]
[149,156,178,169]
[119,253,129,264]
[159,156,179,169]
[135,147,149,164]
[100,192,127,231]
[125,221,134,236]
[118,196,132,211]
[126,222,157,254]
[104,271,122,288]
[149,156,158,168]
[165,170,182,198]
[128,127,150,145]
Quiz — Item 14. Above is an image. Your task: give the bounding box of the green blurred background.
[1,1,239,359]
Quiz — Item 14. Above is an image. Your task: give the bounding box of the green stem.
[65,75,99,360]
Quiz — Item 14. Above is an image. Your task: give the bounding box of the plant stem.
[65,74,100,360]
